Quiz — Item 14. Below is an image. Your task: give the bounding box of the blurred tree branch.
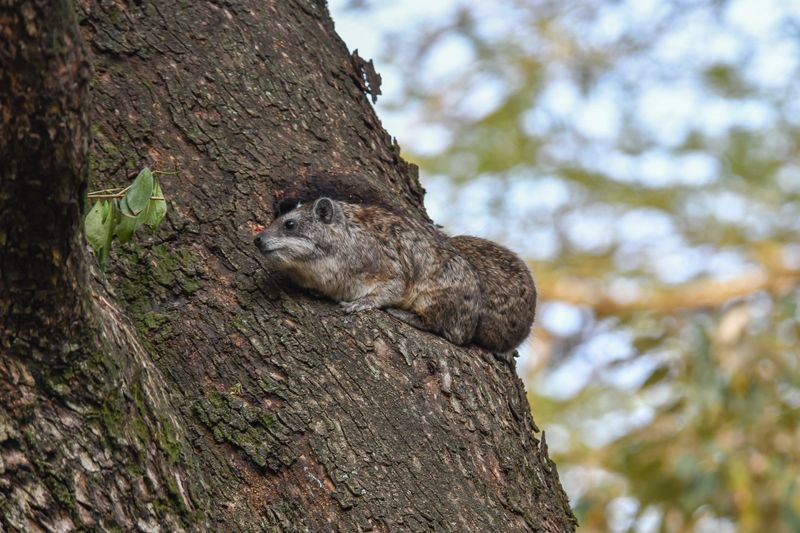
[534,249,800,316]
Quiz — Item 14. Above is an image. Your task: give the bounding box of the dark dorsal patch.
[273,196,302,218]
[272,172,405,219]
[350,205,385,225]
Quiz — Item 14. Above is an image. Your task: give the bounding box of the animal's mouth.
[254,236,283,255]
[254,235,314,258]
[258,245,283,255]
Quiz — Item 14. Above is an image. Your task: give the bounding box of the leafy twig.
[84,167,169,270]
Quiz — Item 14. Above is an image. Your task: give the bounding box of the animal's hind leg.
[412,290,477,346]
[388,300,474,346]
[386,308,426,329]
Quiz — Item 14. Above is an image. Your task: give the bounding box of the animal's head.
[253,197,344,268]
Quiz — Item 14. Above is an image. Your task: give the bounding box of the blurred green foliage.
[333,0,800,531]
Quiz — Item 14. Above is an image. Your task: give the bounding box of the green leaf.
[145,179,167,230]
[119,195,135,217]
[115,212,140,244]
[84,200,115,269]
[116,199,150,244]
[101,200,116,268]
[85,200,107,253]
[125,167,154,215]
[113,198,122,223]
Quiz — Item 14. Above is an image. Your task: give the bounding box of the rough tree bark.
[0,1,576,531]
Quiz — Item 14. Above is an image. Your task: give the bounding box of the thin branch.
[87,184,132,196]
[87,194,165,201]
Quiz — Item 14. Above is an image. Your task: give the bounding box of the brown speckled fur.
[449,236,537,352]
[254,198,536,352]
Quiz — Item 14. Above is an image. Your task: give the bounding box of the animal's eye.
[284,219,297,230]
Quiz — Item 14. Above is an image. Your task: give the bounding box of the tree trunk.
[0,1,576,531]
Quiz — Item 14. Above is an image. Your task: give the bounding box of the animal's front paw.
[340,300,376,313]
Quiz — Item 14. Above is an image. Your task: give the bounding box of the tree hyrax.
[254,198,537,352]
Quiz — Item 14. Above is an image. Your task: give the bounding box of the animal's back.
[449,235,537,352]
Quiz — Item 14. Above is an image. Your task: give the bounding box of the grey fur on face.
[254,197,537,353]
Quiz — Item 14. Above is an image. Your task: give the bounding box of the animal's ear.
[313,197,336,224]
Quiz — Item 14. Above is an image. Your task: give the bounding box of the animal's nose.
[253,235,262,247]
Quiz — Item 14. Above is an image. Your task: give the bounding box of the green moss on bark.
[194,391,294,471]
